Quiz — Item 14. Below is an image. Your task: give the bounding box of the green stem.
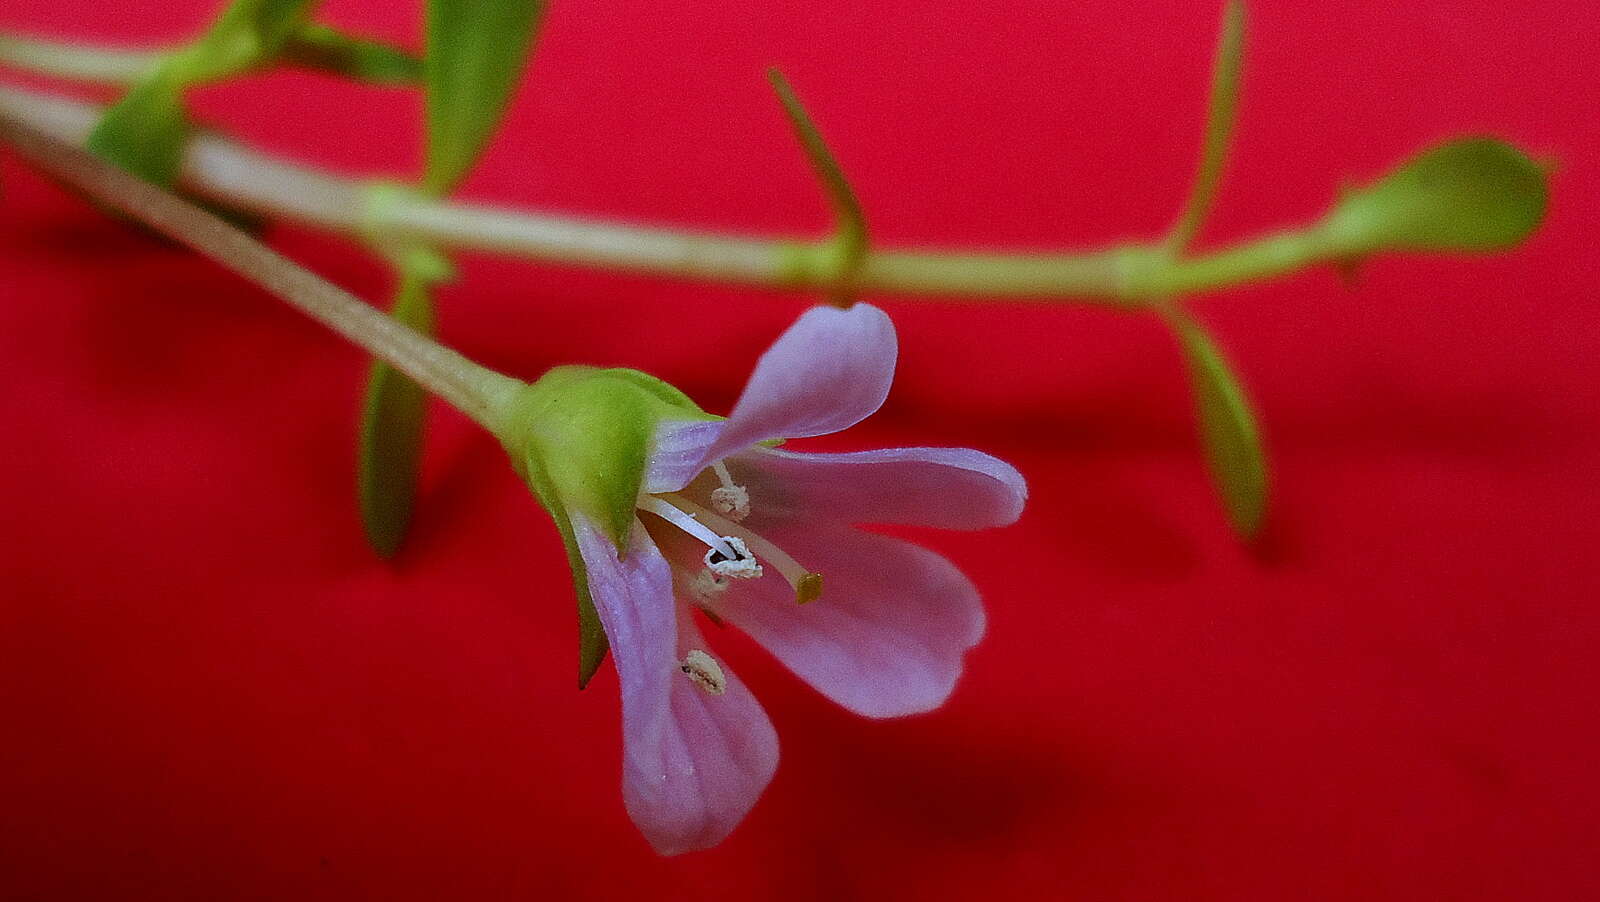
[0,110,521,427]
[0,80,1345,306]
[0,34,166,83]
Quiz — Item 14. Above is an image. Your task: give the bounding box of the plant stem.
[0,110,522,427]
[0,34,165,83]
[0,82,1352,306]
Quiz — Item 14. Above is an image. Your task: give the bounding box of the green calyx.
[496,366,710,547]
[493,367,713,688]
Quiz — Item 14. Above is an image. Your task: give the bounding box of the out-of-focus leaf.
[1168,0,1245,252]
[766,67,867,280]
[85,72,190,185]
[422,0,546,195]
[1169,310,1268,536]
[358,272,436,558]
[282,24,421,84]
[1322,137,1549,254]
[85,0,318,184]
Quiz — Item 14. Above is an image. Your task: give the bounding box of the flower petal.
[645,419,725,494]
[731,445,1027,530]
[703,303,897,462]
[573,513,779,855]
[707,524,985,719]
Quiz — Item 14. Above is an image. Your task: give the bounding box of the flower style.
[533,303,1027,855]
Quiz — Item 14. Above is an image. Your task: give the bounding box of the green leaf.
[84,0,319,184]
[1169,310,1268,536]
[1322,137,1549,254]
[281,24,422,84]
[175,0,320,82]
[766,67,868,284]
[422,0,547,195]
[85,72,191,185]
[357,273,436,558]
[1167,0,1245,252]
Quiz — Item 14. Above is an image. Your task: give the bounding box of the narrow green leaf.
[84,0,318,184]
[85,72,191,185]
[766,68,868,289]
[281,24,422,84]
[1322,137,1549,254]
[357,272,435,558]
[177,0,320,82]
[423,0,546,195]
[1167,0,1246,252]
[1168,310,1268,536]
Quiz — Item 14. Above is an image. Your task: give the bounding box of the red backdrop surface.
[2,1,1597,899]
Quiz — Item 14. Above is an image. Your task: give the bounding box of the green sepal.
[1168,309,1269,537]
[1322,137,1549,255]
[357,271,436,558]
[281,23,422,85]
[518,454,610,688]
[422,0,547,195]
[495,367,712,688]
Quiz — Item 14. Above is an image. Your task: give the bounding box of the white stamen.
[705,536,762,579]
[660,494,824,605]
[709,462,751,521]
[680,649,727,695]
[638,495,741,561]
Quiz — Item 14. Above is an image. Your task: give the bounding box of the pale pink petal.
[645,419,725,494]
[730,445,1027,530]
[701,303,897,463]
[573,514,779,855]
[705,524,985,719]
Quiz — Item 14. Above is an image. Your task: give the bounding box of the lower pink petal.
[708,524,986,719]
[573,514,779,855]
[732,445,1027,530]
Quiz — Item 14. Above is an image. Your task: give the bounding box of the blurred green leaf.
[85,0,318,184]
[423,0,546,195]
[175,0,320,82]
[1323,137,1549,254]
[358,272,435,558]
[1168,0,1245,252]
[1169,310,1268,537]
[282,23,421,84]
[85,72,191,185]
[766,67,867,283]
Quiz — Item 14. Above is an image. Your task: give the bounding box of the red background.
[2,1,1596,898]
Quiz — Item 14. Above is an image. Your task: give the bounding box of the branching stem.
[0,82,1349,307]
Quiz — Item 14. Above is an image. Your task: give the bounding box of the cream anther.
[705,536,762,579]
[710,485,751,521]
[709,461,751,521]
[680,649,727,695]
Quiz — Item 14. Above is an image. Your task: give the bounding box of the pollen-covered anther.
[705,536,762,580]
[709,484,751,521]
[680,649,727,695]
[709,461,752,521]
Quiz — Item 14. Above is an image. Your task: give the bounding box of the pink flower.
[568,303,1027,854]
